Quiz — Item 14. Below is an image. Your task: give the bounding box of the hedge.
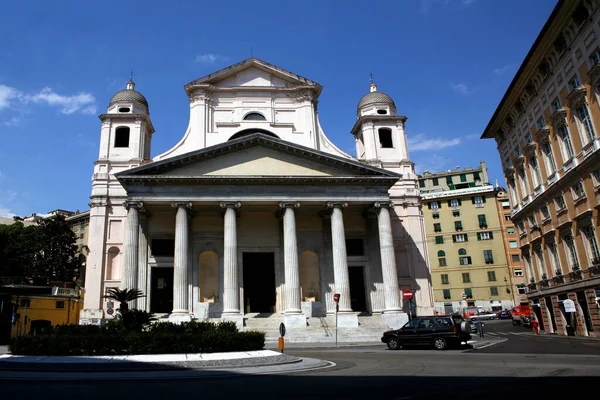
[10,320,265,356]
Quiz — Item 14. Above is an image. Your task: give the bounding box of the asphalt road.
[470,319,600,355]
[1,332,599,400]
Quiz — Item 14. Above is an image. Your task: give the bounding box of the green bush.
[9,320,265,356]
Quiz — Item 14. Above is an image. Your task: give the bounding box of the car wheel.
[433,337,448,350]
[387,337,400,350]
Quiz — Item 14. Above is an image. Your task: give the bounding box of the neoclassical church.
[81,58,433,333]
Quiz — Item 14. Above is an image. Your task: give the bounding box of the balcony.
[524,142,537,156]
[522,194,531,205]
[534,126,550,143]
[533,184,544,197]
[546,172,557,185]
[567,87,587,108]
[562,157,575,173]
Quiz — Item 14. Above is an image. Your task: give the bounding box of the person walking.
[532,318,539,335]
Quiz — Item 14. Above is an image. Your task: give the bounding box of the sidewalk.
[0,350,303,372]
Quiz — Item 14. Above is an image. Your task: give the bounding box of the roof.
[109,89,148,108]
[357,91,396,111]
[116,133,401,186]
[184,57,322,95]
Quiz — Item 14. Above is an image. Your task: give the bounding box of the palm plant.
[104,288,145,313]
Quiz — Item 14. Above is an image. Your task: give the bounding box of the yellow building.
[495,190,528,306]
[0,285,83,339]
[419,162,513,314]
[482,0,600,336]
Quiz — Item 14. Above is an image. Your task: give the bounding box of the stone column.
[137,211,149,311]
[327,202,358,327]
[374,202,408,329]
[280,202,306,328]
[170,202,192,321]
[121,201,142,300]
[221,202,243,328]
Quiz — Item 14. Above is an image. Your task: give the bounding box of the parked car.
[496,310,513,320]
[381,316,472,350]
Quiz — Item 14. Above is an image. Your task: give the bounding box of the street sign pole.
[333,293,340,347]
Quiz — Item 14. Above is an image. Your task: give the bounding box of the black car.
[497,310,513,320]
[381,316,472,350]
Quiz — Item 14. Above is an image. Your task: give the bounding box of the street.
[1,320,599,400]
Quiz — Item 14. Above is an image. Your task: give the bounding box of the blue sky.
[0,0,557,217]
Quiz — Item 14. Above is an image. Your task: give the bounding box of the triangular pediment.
[116,134,400,186]
[185,58,321,93]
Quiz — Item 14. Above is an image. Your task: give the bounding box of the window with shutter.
[478,214,487,228]
[455,221,463,231]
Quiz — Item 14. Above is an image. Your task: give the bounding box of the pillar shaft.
[121,202,141,298]
[172,202,191,314]
[376,202,402,312]
[328,202,352,312]
[222,202,241,315]
[281,202,301,314]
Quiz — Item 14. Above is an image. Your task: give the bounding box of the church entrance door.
[349,266,368,313]
[150,267,174,314]
[243,252,276,313]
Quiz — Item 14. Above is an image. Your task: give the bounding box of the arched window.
[114,127,130,148]
[378,128,393,148]
[229,128,279,141]
[106,247,121,280]
[437,250,445,257]
[243,112,266,121]
[458,248,467,255]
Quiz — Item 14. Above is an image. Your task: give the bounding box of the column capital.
[374,201,394,209]
[171,202,193,210]
[123,201,144,211]
[319,209,333,219]
[220,201,241,209]
[326,201,348,209]
[279,201,300,209]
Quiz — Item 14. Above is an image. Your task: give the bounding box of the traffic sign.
[106,308,114,315]
[279,322,286,337]
[403,289,413,300]
[333,293,340,303]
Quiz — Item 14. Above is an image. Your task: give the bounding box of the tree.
[26,215,81,285]
[0,222,37,285]
[104,288,145,313]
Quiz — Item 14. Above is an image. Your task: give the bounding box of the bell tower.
[351,78,411,175]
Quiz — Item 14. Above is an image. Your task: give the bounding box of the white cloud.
[450,82,473,95]
[408,133,462,152]
[420,0,474,13]
[0,84,96,117]
[1,116,21,126]
[413,154,453,175]
[0,204,15,218]
[494,64,514,76]
[195,53,220,64]
[24,87,96,115]
[0,84,18,110]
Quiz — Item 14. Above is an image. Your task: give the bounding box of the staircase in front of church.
[241,313,391,344]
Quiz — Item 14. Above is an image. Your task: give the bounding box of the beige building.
[65,210,90,285]
[420,162,514,314]
[482,0,600,336]
[495,190,528,306]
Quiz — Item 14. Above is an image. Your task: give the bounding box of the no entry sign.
[403,289,413,300]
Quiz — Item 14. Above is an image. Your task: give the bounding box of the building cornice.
[98,113,155,134]
[420,184,496,200]
[351,115,407,136]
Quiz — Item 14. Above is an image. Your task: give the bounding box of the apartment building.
[482,0,600,336]
[420,162,514,315]
[496,190,528,305]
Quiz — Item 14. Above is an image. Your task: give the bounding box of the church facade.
[80,58,434,331]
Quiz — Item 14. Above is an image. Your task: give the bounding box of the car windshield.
[436,317,453,327]
[402,319,420,329]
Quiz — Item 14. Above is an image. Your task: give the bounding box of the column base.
[222,314,244,330]
[284,313,307,329]
[169,313,193,324]
[381,311,409,330]
[335,312,359,328]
